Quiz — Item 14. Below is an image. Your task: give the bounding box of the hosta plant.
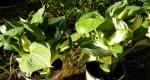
[71,0,150,75]
[0,6,70,79]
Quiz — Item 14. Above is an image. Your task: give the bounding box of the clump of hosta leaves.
[0,5,70,78]
[0,6,52,77]
[72,0,150,73]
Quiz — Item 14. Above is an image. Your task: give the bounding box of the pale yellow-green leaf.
[99,56,112,64]
[71,32,81,42]
[100,63,110,73]
[18,42,51,73]
[30,6,45,24]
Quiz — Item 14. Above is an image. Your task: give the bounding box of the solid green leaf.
[145,0,150,7]
[75,11,105,34]
[110,44,123,54]
[96,19,114,32]
[142,20,149,28]
[133,27,147,40]
[30,26,45,40]
[18,42,51,73]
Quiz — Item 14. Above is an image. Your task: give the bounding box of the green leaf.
[81,48,111,57]
[96,19,114,32]
[75,11,105,34]
[4,20,24,30]
[96,19,115,40]
[106,1,140,19]
[3,42,13,50]
[145,0,150,8]
[21,34,31,52]
[118,6,141,19]
[142,20,149,28]
[100,63,110,73]
[110,44,123,54]
[99,56,112,64]
[20,19,32,32]
[48,16,67,30]
[3,27,24,37]
[106,0,127,18]
[71,32,81,42]
[30,6,45,24]
[126,6,141,16]
[133,27,147,40]
[48,16,65,25]
[1,36,14,50]
[2,20,24,37]
[21,22,45,41]
[18,42,51,73]
[30,26,45,41]
[130,15,143,32]
[112,17,127,29]
[57,40,70,52]
[51,16,67,30]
